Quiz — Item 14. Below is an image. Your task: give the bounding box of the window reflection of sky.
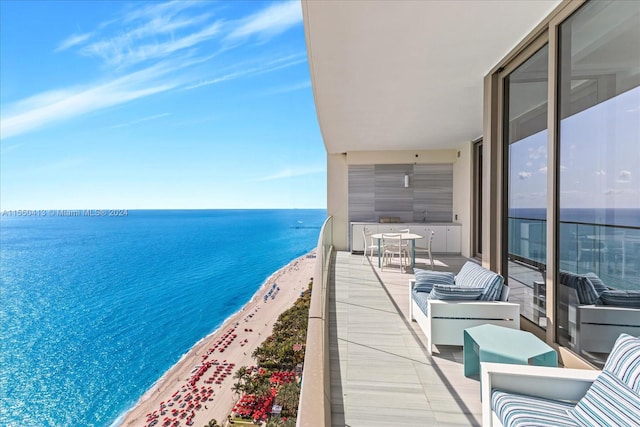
[509,129,547,209]
[509,86,640,210]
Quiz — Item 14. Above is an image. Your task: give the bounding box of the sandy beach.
[120,251,316,427]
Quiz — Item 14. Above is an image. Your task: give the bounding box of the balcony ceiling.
[302,0,561,154]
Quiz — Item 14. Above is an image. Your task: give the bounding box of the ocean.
[0,209,326,427]
[509,207,640,228]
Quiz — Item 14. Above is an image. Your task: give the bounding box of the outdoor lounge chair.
[409,262,520,355]
[481,333,640,427]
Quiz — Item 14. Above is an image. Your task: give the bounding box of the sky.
[0,0,326,210]
[509,86,640,211]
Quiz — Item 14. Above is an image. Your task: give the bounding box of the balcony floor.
[329,251,482,426]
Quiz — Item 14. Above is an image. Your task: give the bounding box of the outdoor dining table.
[371,232,423,269]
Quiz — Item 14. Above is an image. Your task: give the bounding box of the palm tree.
[230,382,242,400]
[233,366,248,382]
[277,382,300,417]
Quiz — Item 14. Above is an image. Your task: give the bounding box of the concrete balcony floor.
[329,251,481,426]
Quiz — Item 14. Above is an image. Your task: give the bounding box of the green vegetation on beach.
[227,280,312,426]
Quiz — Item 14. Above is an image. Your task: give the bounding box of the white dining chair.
[415,230,435,270]
[362,227,380,264]
[381,233,410,272]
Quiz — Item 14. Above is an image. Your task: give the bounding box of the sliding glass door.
[556,0,640,366]
[502,44,549,327]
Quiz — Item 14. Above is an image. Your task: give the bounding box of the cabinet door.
[446,226,461,253]
[352,224,379,252]
[414,226,429,248]
[430,226,447,252]
[379,225,407,234]
[351,224,365,252]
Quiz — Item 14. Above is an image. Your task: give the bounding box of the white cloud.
[55,32,94,52]
[595,169,606,176]
[3,2,305,140]
[518,171,532,180]
[109,113,171,129]
[617,170,632,183]
[260,80,311,96]
[226,1,302,42]
[121,0,203,24]
[184,53,306,90]
[81,20,222,68]
[538,166,547,174]
[1,62,184,139]
[528,145,546,160]
[254,166,324,182]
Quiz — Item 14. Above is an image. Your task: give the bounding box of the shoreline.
[119,250,316,427]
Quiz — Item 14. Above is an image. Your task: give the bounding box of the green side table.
[464,324,557,380]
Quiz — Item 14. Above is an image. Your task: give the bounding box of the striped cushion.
[455,262,504,301]
[491,390,578,427]
[585,272,608,296]
[428,284,483,301]
[567,370,640,426]
[559,271,600,305]
[412,289,430,315]
[413,270,455,293]
[604,334,640,392]
[598,290,640,308]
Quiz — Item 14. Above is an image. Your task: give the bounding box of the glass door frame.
[486,1,599,368]
[472,137,483,259]
[496,34,549,297]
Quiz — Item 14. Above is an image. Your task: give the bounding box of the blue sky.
[509,86,640,210]
[0,0,326,210]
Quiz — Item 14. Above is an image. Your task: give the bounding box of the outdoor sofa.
[409,261,520,355]
[481,333,640,427]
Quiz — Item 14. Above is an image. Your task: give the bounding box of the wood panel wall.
[348,164,453,223]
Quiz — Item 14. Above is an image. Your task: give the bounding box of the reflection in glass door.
[503,45,549,327]
[556,0,640,367]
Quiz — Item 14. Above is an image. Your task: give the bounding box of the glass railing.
[508,216,640,290]
[297,216,332,427]
[507,216,640,366]
[508,216,547,266]
[558,221,640,290]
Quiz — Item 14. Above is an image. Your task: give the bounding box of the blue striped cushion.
[455,262,504,301]
[412,289,430,315]
[428,284,483,301]
[568,370,640,426]
[604,334,640,392]
[559,271,600,305]
[491,390,578,427]
[598,290,640,308]
[413,270,455,293]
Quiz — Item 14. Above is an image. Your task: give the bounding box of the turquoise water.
[0,210,325,427]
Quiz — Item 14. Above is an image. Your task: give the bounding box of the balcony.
[328,251,480,426]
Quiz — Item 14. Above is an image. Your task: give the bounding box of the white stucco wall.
[453,142,473,258]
